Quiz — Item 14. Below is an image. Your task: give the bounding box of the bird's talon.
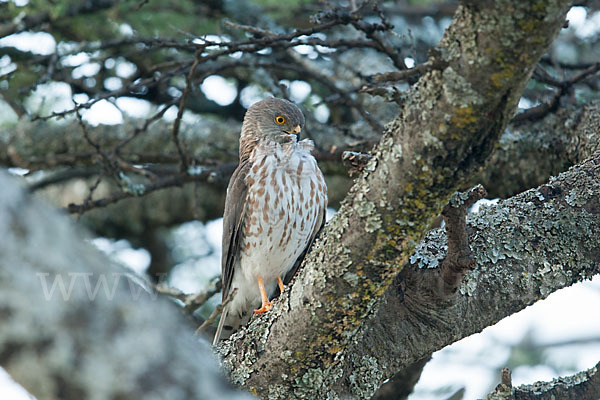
[253,301,273,315]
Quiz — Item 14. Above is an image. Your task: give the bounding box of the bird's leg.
[277,276,285,293]
[254,276,273,315]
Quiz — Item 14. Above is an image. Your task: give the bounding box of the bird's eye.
[275,115,286,125]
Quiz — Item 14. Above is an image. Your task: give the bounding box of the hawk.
[213,98,327,344]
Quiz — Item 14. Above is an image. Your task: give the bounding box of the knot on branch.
[487,368,513,399]
[439,184,487,297]
[342,151,372,177]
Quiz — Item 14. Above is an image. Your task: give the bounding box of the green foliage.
[114,1,218,37]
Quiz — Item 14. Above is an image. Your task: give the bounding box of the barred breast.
[227,139,327,316]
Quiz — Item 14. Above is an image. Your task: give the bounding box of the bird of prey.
[213,98,327,344]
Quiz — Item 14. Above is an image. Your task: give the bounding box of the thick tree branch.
[372,356,431,400]
[349,151,600,394]
[0,171,248,400]
[5,100,597,238]
[218,1,573,398]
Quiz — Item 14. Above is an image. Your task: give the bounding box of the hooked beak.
[291,125,301,141]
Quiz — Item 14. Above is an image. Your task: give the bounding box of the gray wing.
[213,161,250,345]
[221,161,250,303]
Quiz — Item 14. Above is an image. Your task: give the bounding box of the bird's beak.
[292,125,301,141]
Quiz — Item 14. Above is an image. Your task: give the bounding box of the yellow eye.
[275,115,286,125]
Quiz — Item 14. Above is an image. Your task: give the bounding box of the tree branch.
[486,362,600,399]
[350,149,600,394]
[0,171,249,400]
[217,1,573,398]
[440,184,486,296]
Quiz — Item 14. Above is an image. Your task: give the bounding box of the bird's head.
[242,97,305,144]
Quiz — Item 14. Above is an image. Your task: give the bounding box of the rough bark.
[347,150,600,395]
[217,1,574,398]
[486,362,600,399]
[219,149,600,398]
[2,152,598,400]
[0,171,249,400]
[371,356,431,400]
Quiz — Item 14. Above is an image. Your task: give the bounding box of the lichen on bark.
[217,1,573,398]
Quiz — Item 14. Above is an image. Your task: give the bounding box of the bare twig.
[195,288,237,334]
[65,162,237,215]
[155,276,222,312]
[135,0,150,11]
[171,52,203,172]
[115,101,177,153]
[75,109,118,177]
[371,58,447,82]
[514,61,600,123]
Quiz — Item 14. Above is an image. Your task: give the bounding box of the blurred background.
[1,0,600,398]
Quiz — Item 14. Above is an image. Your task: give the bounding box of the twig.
[195,288,238,334]
[135,0,150,11]
[75,109,119,178]
[223,20,277,36]
[171,52,202,172]
[115,100,177,153]
[154,276,222,312]
[489,368,513,398]
[350,3,407,71]
[514,61,600,123]
[65,162,237,215]
[75,174,104,221]
[371,58,447,82]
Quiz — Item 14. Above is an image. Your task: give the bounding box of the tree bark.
[486,362,600,399]
[0,171,249,400]
[217,1,574,398]
[345,150,600,395]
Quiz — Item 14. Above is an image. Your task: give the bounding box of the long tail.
[212,306,252,345]
[213,305,229,346]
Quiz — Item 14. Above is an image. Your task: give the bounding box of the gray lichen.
[410,228,447,269]
[348,354,386,399]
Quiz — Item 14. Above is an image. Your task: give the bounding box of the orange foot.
[254,301,273,315]
[254,276,274,316]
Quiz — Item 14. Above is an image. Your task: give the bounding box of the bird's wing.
[221,160,250,303]
[213,161,249,345]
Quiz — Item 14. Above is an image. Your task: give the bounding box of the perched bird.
[213,98,327,344]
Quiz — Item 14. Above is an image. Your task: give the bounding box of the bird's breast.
[240,142,327,283]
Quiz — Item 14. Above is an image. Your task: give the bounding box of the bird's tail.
[212,305,251,345]
[213,305,229,346]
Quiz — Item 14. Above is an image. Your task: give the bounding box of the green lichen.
[348,354,386,399]
[442,67,483,107]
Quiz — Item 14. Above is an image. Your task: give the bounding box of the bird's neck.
[239,124,299,163]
